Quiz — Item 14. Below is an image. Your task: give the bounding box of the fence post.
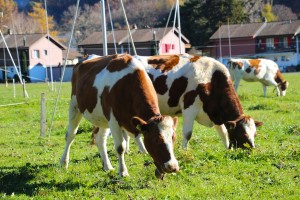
[13,79,16,98]
[22,79,29,98]
[40,93,46,137]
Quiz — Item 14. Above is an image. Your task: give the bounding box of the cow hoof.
[120,171,129,177]
[155,168,165,180]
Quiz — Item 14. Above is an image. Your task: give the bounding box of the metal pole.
[40,93,46,137]
[101,0,108,56]
[227,18,232,58]
[176,0,182,54]
[44,0,53,90]
[120,0,137,56]
[218,23,223,63]
[296,35,299,66]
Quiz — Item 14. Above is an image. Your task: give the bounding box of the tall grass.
[0,73,300,199]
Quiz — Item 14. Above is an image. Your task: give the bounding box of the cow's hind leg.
[60,98,82,169]
[94,128,114,171]
[124,130,147,153]
[110,120,129,177]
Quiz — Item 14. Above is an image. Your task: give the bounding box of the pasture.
[0,73,300,199]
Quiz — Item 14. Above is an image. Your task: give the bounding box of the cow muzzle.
[154,159,179,179]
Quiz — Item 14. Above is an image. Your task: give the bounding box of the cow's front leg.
[60,98,82,169]
[182,107,198,149]
[110,122,129,177]
[94,128,114,171]
[233,77,241,92]
[214,124,230,149]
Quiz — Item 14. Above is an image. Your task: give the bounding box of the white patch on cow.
[242,118,256,148]
[160,116,179,172]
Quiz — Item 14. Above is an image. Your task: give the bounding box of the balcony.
[256,45,297,53]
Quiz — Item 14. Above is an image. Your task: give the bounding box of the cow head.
[225,115,263,149]
[132,115,179,179]
[278,81,289,96]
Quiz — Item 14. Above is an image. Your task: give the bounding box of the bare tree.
[273,4,297,21]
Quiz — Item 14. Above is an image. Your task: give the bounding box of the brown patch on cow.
[248,59,262,75]
[101,69,160,135]
[153,75,168,95]
[245,68,251,73]
[107,54,132,72]
[197,70,244,125]
[183,90,198,109]
[274,69,285,84]
[168,77,188,107]
[147,55,180,73]
[274,70,287,91]
[72,55,118,113]
[232,61,243,69]
[190,55,201,63]
[90,127,99,145]
[248,59,261,68]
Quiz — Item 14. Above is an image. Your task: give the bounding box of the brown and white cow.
[60,54,179,178]
[228,58,288,97]
[130,54,263,150]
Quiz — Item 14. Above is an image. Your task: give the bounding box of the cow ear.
[131,117,147,133]
[173,117,178,130]
[225,121,236,130]
[255,121,263,127]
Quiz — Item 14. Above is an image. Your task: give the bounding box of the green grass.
[0,73,300,199]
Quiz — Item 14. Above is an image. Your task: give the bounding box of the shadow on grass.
[0,162,86,196]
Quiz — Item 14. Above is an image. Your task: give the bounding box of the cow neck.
[274,70,285,84]
[198,70,244,125]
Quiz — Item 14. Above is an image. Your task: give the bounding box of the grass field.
[0,73,300,199]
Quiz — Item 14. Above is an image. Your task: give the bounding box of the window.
[43,50,48,56]
[33,50,40,58]
[266,38,274,49]
[281,56,286,61]
[163,44,175,53]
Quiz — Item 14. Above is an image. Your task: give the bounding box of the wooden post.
[22,79,29,98]
[13,78,15,98]
[40,93,46,137]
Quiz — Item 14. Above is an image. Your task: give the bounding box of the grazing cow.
[60,54,179,179]
[228,58,288,97]
[130,54,262,150]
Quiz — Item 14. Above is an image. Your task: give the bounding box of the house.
[208,20,300,70]
[78,27,190,56]
[0,33,82,82]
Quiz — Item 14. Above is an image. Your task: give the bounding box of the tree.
[0,0,17,27]
[28,2,58,37]
[262,3,277,22]
[272,4,297,21]
[180,0,247,46]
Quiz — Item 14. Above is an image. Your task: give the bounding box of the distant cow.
[60,54,179,178]
[127,54,263,150]
[228,58,288,97]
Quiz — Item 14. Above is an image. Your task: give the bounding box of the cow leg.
[214,125,230,149]
[94,128,114,171]
[123,131,147,153]
[233,77,241,92]
[110,121,129,177]
[60,98,82,169]
[123,130,130,153]
[182,108,198,149]
[262,84,267,97]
